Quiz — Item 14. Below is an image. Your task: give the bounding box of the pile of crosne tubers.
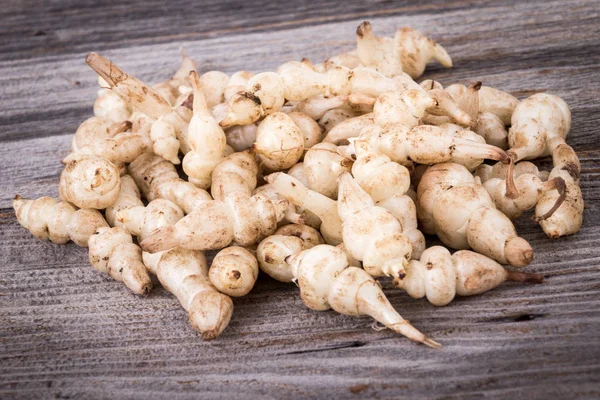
[14,21,584,347]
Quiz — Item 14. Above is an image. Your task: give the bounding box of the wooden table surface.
[1,1,600,398]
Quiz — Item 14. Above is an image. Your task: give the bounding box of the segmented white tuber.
[446,83,518,126]
[374,89,435,128]
[534,144,583,238]
[287,111,324,150]
[350,141,425,258]
[417,163,533,267]
[394,246,543,306]
[337,173,413,279]
[257,224,324,282]
[59,154,121,209]
[347,123,509,170]
[209,247,258,297]
[13,196,108,247]
[117,198,184,240]
[355,21,452,78]
[105,175,144,227]
[140,192,289,253]
[288,245,440,347]
[69,117,151,164]
[211,150,258,201]
[182,71,227,189]
[291,95,348,120]
[88,227,153,294]
[507,93,571,162]
[86,52,187,164]
[265,172,343,245]
[129,153,212,214]
[94,77,132,123]
[143,248,233,340]
[253,112,305,171]
[322,113,374,144]
[303,143,353,199]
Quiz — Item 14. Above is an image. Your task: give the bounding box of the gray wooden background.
[1,1,599,398]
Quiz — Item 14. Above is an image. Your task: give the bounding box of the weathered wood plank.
[1,0,600,398]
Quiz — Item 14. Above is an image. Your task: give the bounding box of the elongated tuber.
[13,196,108,246]
[143,248,233,339]
[88,226,153,294]
[105,175,144,227]
[394,246,543,306]
[417,163,533,267]
[129,153,212,214]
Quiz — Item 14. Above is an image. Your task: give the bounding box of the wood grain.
[1,0,600,398]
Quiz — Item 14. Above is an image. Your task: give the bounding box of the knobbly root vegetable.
[129,153,212,214]
[393,246,543,306]
[507,93,571,162]
[425,87,472,127]
[288,245,440,347]
[417,163,533,267]
[105,175,144,227]
[143,248,233,340]
[324,51,361,70]
[483,163,566,219]
[446,83,518,125]
[198,70,229,109]
[253,112,305,171]
[140,192,289,253]
[322,113,374,144]
[257,224,324,282]
[475,160,549,183]
[534,144,584,237]
[374,90,435,128]
[211,150,258,201]
[287,111,324,151]
[59,154,121,209]
[356,21,452,78]
[13,196,108,246]
[117,199,184,240]
[264,172,343,244]
[209,246,258,297]
[253,182,322,229]
[291,95,348,120]
[182,71,227,189]
[94,77,132,123]
[350,142,425,258]
[86,52,187,163]
[88,227,153,294]
[68,117,152,164]
[337,173,413,279]
[318,107,359,134]
[456,81,508,149]
[348,123,509,169]
[303,143,353,199]
[347,93,376,113]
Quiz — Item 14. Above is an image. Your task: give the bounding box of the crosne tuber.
[88,226,153,294]
[253,112,305,171]
[393,246,543,306]
[356,21,452,79]
[116,198,184,241]
[322,113,374,144]
[94,76,132,123]
[209,246,258,297]
[59,154,121,210]
[507,93,571,162]
[289,244,440,347]
[69,116,152,164]
[128,153,212,214]
[143,248,233,340]
[86,52,188,163]
[350,141,425,258]
[445,83,518,126]
[534,144,583,238]
[140,191,289,253]
[13,196,108,246]
[211,150,258,201]
[105,175,144,227]
[182,71,227,189]
[337,172,413,279]
[257,224,324,282]
[303,143,353,199]
[264,172,343,245]
[417,163,533,267]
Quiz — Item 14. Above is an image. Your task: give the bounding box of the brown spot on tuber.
[563,162,580,180]
[230,270,241,280]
